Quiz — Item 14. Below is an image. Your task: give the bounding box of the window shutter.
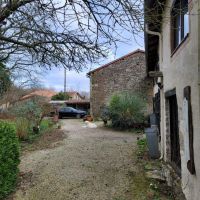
[184,86,195,175]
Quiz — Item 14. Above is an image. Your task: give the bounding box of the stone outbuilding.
[87,49,153,118]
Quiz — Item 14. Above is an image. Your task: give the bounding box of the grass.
[130,138,174,200]
[2,117,55,142]
[15,118,29,139]
[137,138,147,157]
[23,119,54,143]
[19,118,66,154]
[20,128,66,154]
[40,119,54,131]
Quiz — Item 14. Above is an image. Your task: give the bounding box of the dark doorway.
[168,93,181,173]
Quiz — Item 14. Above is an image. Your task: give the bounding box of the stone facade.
[88,50,153,118]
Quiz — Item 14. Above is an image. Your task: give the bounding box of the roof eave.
[87,49,145,76]
[144,0,166,73]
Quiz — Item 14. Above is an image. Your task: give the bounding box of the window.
[59,108,65,112]
[64,107,72,112]
[171,0,189,51]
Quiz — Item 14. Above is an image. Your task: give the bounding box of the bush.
[109,92,146,129]
[11,99,42,129]
[10,97,54,135]
[100,106,110,125]
[51,92,69,100]
[15,118,30,139]
[0,121,20,199]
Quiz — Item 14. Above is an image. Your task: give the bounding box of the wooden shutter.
[184,86,195,175]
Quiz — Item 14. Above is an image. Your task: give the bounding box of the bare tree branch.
[0,0,144,86]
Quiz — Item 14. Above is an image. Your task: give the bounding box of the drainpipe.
[145,25,164,160]
[145,25,162,62]
[198,0,200,124]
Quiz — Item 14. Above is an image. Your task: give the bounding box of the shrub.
[11,97,54,135]
[51,92,69,100]
[11,99,42,129]
[109,92,146,129]
[15,118,30,139]
[100,106,110,125]
[0,121,20,199]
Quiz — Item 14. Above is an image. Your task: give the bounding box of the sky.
[41,34,144,93]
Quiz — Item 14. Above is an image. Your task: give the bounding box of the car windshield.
[59,107,80,112]
[70,107,77,112]
[62,107,77,112]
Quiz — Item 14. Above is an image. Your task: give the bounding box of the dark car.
[58,107,86,119]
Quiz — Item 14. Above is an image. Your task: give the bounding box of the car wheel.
[76,114,81,119]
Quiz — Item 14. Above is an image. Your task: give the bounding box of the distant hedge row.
[0,121,20,199]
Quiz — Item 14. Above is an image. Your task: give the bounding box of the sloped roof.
[20,89,57,100]
[50,99,89,104]
[87,49,145,76]
[66,92,77,96]
[66,92,85,99]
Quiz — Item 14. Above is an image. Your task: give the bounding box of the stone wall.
[89,50,153,118]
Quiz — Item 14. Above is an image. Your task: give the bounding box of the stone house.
[87,49,153,118]
[66,92,85,100]
[145,0,200,199]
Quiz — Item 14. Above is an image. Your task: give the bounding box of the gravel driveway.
[14,119,138,200]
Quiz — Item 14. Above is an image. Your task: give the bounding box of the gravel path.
[14,119,138,200]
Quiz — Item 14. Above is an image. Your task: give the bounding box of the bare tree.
[0,0,143,76]
[0,75,43,108]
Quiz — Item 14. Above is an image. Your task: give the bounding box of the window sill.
[171,33,190,57]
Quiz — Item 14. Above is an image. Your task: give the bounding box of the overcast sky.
[41,34,144,93]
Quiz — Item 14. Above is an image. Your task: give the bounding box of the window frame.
[171,0,189,54]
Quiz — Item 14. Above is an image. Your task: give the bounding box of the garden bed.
[133,137,185,200]
[21,128,66,154]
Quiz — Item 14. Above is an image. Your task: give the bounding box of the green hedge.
[0,121,20,199]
